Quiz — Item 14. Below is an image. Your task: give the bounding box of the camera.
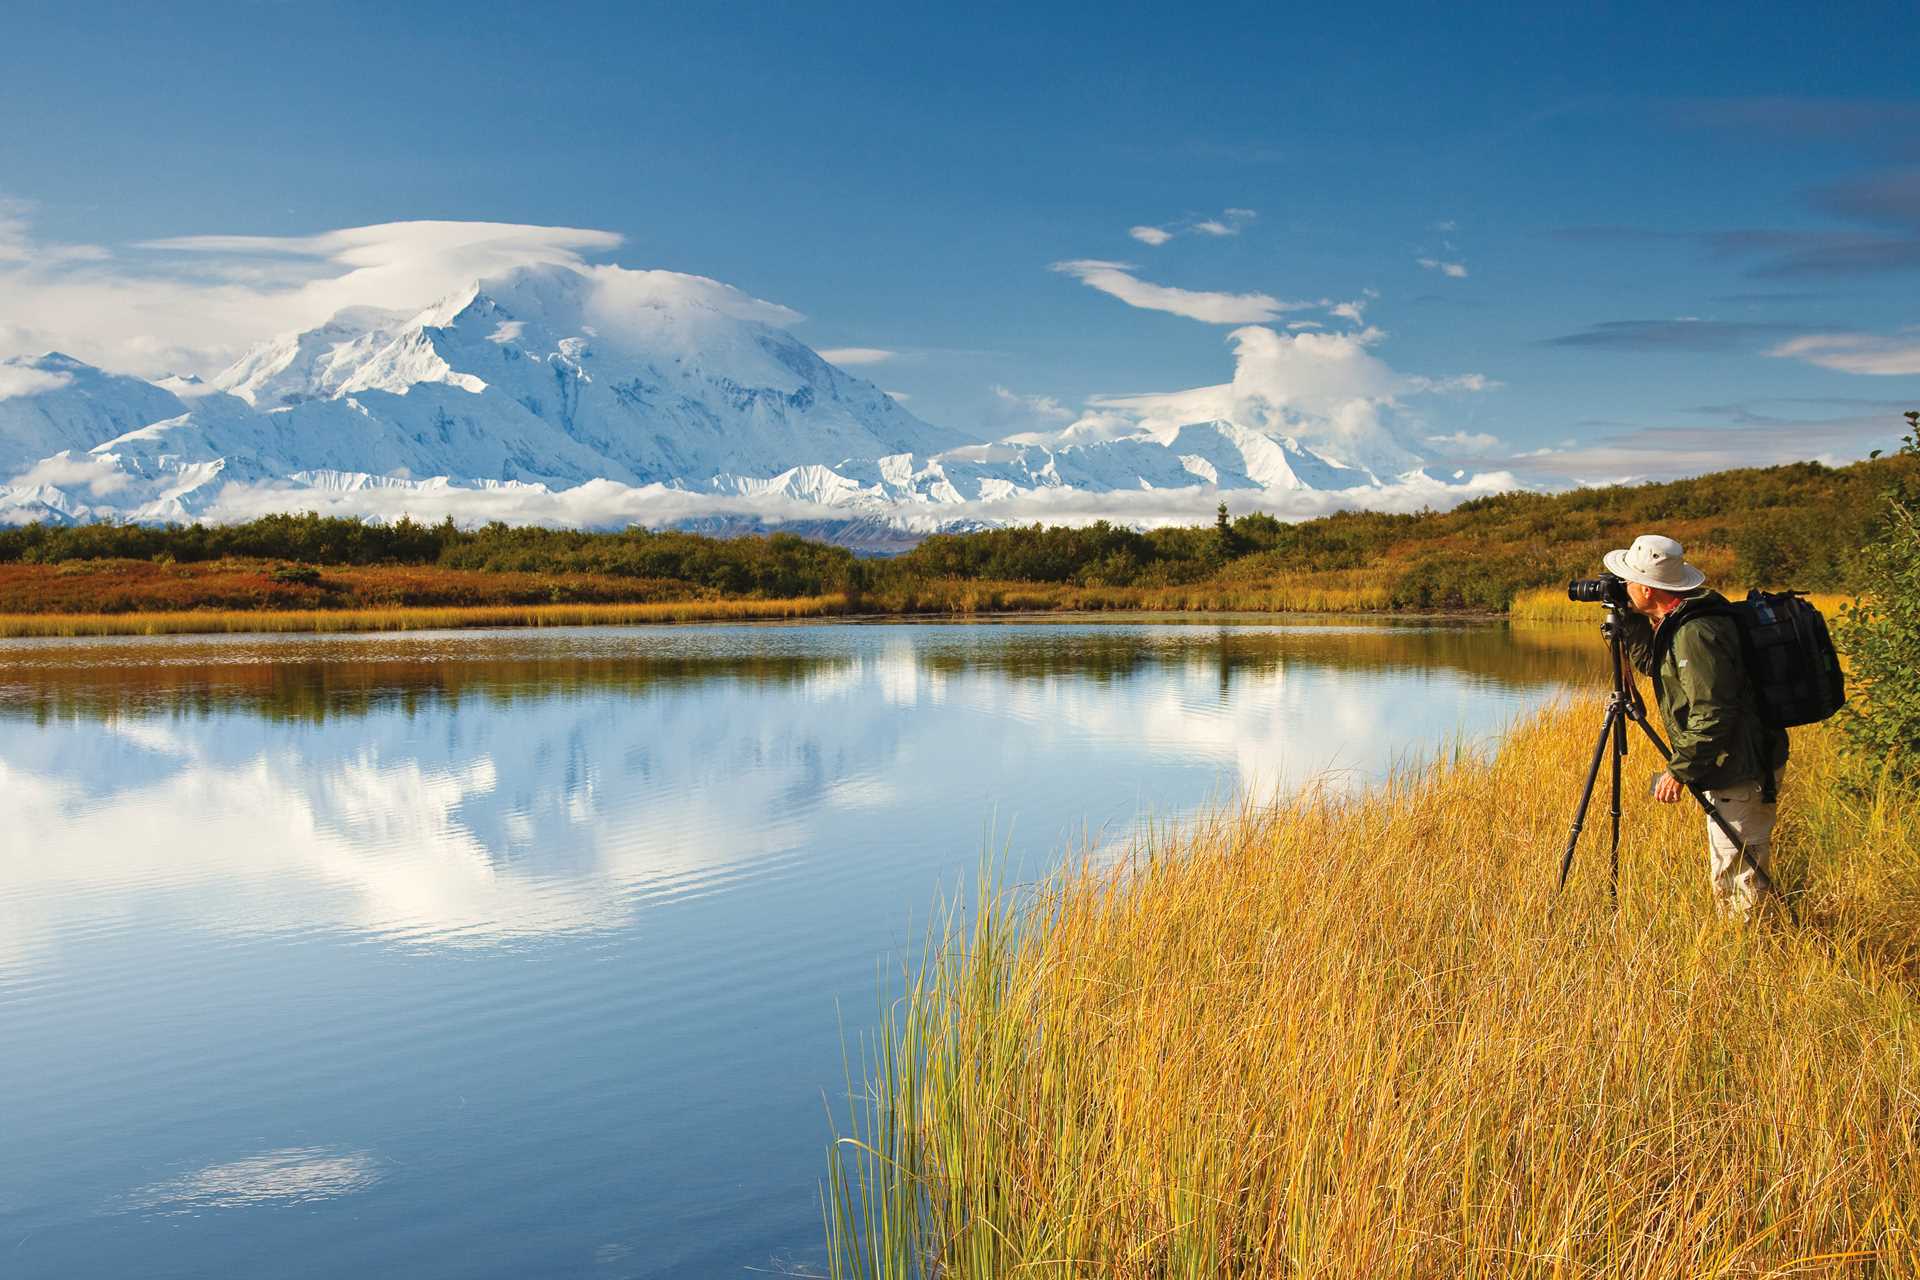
[1566,572,1629,607]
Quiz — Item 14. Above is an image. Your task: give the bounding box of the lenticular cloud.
[0,213,631,378]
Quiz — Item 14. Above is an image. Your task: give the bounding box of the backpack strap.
[1646,595,1736,704]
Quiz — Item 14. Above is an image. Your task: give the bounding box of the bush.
[1733,509,1843,588]
[1835,412,1920,781]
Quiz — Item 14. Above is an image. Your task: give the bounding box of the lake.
[0,618,1595,1278]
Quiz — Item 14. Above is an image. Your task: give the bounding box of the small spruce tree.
[1212,501,1241,561]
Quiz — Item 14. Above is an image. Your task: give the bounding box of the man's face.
[1625,580,1675,618]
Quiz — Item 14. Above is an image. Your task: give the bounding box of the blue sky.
[3,0,1918,482]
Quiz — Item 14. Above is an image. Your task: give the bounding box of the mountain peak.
[0,259,1474,532]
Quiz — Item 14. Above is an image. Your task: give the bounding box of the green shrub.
[1733,509,1843,588]
[1835,413,1920,781]
[267,562,323,586]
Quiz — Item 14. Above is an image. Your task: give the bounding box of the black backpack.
[1687,590,1847,729]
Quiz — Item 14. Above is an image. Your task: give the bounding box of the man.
[1608,534,1790,917]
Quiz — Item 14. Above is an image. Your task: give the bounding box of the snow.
[0,353,192,462]
[0,259,1504,535]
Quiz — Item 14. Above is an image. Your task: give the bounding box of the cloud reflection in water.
[0,623,1588,975]
[128,1147,382,1215]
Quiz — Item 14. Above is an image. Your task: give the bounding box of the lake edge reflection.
[0,617,1595,724]
[0,620,1595,1280]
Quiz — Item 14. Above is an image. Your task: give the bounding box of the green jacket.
[1619,591,1790,791]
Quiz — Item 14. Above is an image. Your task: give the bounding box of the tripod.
[1555,603,1788,916]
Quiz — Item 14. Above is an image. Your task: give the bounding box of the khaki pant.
[1700,769,1784,918]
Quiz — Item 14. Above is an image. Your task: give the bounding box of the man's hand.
[1652,771,1684,804]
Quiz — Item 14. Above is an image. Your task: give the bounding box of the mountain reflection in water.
[1,622,1596,960]
[1,619,1593,722]
[0,619,1593,1280]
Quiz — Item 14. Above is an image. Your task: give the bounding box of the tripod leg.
[1609,714,1624,906]
[1558,705,1621,893]
[1625,710,1670,759]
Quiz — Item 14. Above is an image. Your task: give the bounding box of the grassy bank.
[863,571,1392,616]
[0,595,849,637]
[826,707,1920,1277]
[0,566,1407,636]
[0,561,1862,638]
[0,578,1859,637]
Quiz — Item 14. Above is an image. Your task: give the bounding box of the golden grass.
[1509,586,1854,624]
[870,571,1394,616]
[0,572,1406,636]
[0,575,1853,636]
[826,708,1920,1277]
[0,594,851,637]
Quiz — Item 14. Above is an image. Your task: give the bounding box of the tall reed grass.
[1,579,1854,636]
[0,574,1405,636]
[825,708,1920,1277]
[867,573,1394,616]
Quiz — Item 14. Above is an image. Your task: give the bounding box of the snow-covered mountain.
[0,261,1486,537]
[0,353,193,464]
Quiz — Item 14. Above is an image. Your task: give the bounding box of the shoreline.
[0,596,1539,639]
[0,585,1853,639]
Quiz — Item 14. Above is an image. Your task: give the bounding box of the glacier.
[0,261,1514,540]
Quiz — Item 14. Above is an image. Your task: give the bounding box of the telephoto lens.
[1566,573,1627,605]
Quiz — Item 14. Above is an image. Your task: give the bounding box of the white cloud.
[1406,373,1500,393]
[1423,430,1503,454]
[817,347,896,366]
[1495,407,1893,486]
[581,263,803,331]
[141,220,620,268]
[1194,208,1257,237]
[0,365,73,400]
[1769,330,1920,375]
[1126,209,1256,245]
[6,451,134,496]
[0,197,106,266]
[1417,257,1469,278]
[1053,259,1309,324]
[988,384,1077,432]
[1066,318,1499,479]
[884,389,911,402]
[0,208,637,377]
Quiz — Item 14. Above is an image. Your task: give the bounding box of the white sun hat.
[1603,533,1707,593]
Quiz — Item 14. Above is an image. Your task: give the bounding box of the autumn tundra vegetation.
[824,708,1920,1277]
[0,451,1912,634]
[822,423,1920,1276]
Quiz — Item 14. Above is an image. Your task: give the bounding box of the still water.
[1,618,1592,1278]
